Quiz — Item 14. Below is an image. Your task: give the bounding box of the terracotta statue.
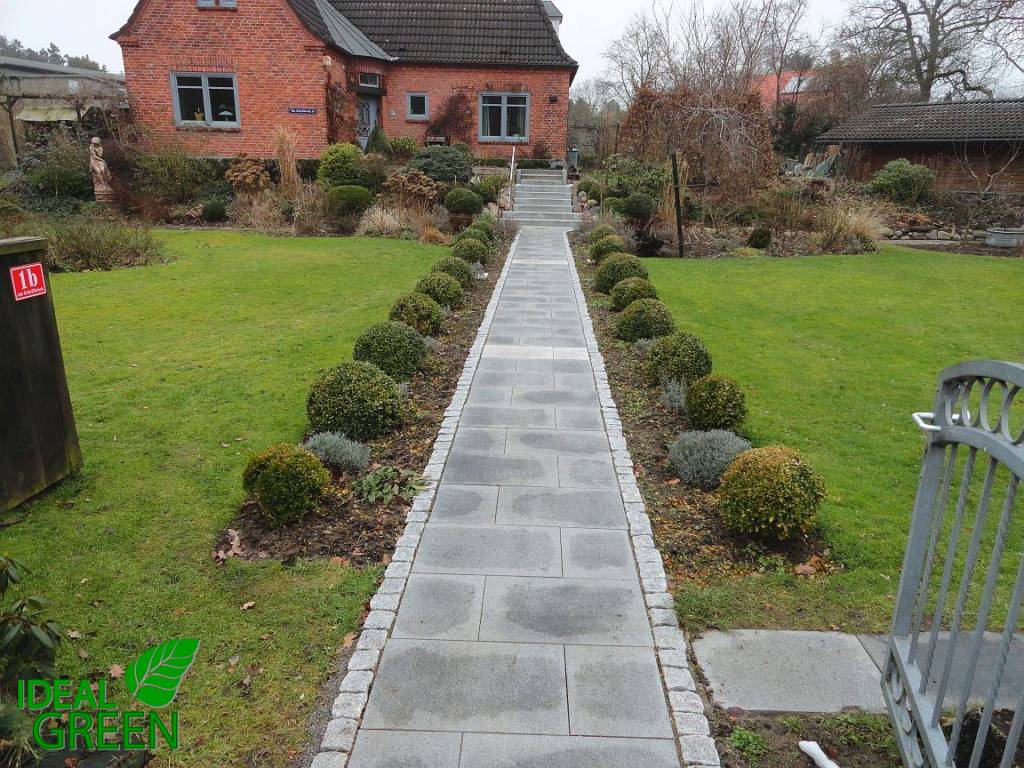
[89,137,114,203]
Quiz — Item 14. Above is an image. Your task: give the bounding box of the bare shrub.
[292,182,331,235]
[275,128,302,201]
[229,188,287,232]
[419,226,449,245]
[357,205,407,237]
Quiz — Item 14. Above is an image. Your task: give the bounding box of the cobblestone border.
[307,232,522,768]
[562,230,723,768]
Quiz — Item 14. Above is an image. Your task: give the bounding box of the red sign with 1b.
[10,262,47,301]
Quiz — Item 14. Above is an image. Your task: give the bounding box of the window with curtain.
[479,93,529,142]
[172,73,239,127]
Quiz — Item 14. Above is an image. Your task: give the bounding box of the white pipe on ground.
[799,741,840,768]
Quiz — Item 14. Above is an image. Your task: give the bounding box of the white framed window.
[198,0,236,8]
[171,73,240,128]
[479,92,529,142]
[359,73,381,87]
[406,92,428,120]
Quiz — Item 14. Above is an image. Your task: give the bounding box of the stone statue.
[89,137,114,203]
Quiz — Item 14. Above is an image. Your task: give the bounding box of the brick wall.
[117,0,331,158]
[117,0,573,160]
[375,64,572,159]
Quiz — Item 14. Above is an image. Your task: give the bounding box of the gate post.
[0,237,82,513]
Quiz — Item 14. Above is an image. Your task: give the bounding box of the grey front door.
[357,96,379,149]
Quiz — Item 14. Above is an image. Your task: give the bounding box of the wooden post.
[0,237,82,513]
[671,153,685,259]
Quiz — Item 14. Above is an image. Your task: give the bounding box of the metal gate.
[885,360,1024,768]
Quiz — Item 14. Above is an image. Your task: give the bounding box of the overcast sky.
[2,0,849,82]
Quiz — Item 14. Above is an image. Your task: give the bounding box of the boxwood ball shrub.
[452,237,489,266]
[390,292,444,336]
[353,321,427,382]
[686,374,747,431]
[302,431,371,473]
[645,332,712,385]
[318,143,365,187]
[622,192,657,221]
[615,298,676,342]
[669,430,751,490]
[602,196,625,214]
[719,446,827,541]
[445,188,484,216]
[610,277,659,311]
[589,234,627,262]
[242,444,331,528]
[306,361,402,441]
[325,185,375,217]
[466,220,496,242]
[416,273,465,309]
[747,226,772,249]
[587,224,618,244]
[594,254,649,294]
[577,180,604,200]
[431,256,474,288]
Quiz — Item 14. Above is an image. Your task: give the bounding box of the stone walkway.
[311,227,719,767]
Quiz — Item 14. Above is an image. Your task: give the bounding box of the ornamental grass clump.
[430,256,474,288]
[416,272,465,309]
[390,292,444,335]
[719,446,826,541]
[452,237,489,265]
[594,254,648,294]
[306,361,402,441]
[669,430,751,489]
[589,234,627,262]
[614,298,676,342]
[686,374,746,431]
[302,432,371,473]
[610,277,659,311]
[242,444,331,528]
[353,321,426,382]
[645,333,712,385]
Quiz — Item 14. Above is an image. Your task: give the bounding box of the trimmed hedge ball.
[645,333,713,385]
[686,374,746,431]
[452,237,489,266]
[594,254,649,294]
[466,220,496,243]
[590,234,627,262]
[353,321,426,381]
[444,188,484,215]
[431,256,474,289]
[416,272,465,309]
[668,430,751,490]
[242,443,331,528]
[720,446,826,541]
[325,185,375,217]
[622,192,657,221]
[614,298,676,342]
[610,277,659,311]
[306,361,402,441]
[587,224,617,244]
[748,226,772,249]
[603,197,625,214]
[390,292,444,336]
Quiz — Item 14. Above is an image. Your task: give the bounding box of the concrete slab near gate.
[692,630,886,713]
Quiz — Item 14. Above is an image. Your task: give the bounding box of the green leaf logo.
[126,640,200,708]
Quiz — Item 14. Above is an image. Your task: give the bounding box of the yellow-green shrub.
[242,444,331,528]
[686,374,746,430]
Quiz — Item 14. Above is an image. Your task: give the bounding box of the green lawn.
[646,246,1024,632]
[2,231,444,766]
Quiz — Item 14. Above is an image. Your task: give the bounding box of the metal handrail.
[508,145,516,212]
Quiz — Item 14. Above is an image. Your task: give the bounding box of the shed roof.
[817,98,1024,143]
[0,56,125,82]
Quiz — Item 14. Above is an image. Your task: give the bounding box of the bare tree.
[601,8,674,106]
[840,0,1022,100]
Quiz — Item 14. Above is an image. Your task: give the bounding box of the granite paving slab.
[413,524,562,577]
[495,487,626,529]
[459,733,681,768]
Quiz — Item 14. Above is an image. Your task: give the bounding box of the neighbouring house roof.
[0,55,125,82]
[817,99,1024,143]
[750,70,818,105]
[318,0,577,67]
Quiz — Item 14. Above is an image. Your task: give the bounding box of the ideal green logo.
[18,639,200,751]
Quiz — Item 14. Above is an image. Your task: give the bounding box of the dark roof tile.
[817,99,1024,143]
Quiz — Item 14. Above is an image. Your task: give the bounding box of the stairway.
[504,169,581,228]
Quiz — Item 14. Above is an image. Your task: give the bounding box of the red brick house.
[112,0,577,160]
[750,70,827,110]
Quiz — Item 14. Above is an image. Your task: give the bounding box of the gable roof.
[817,99,1024,143]
[319,0,576,67]
[750,70,819,105]
[289,0,393,60]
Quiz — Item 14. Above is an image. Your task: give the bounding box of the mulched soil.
[568,234,836,595]
[214,234,512,567]
[887,240,1024,258]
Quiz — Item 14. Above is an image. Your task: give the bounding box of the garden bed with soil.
[216,237,511,567]
[569,236,835,609]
